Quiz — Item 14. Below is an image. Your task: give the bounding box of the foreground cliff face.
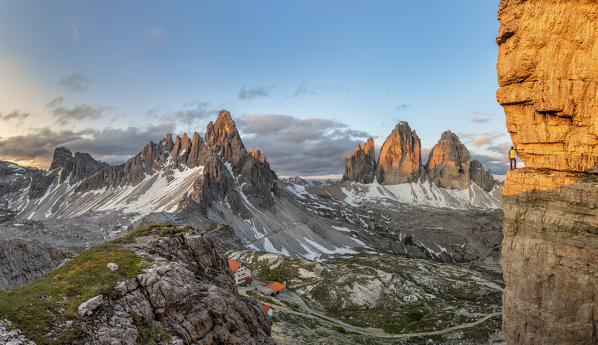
[497,1,598,344]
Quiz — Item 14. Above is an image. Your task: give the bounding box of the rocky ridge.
[10,110,277,220]
[497,1,598,344]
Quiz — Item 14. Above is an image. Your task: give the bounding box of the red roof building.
[266,282,286,295]
[261,303,273,317]
[227,259,252,285]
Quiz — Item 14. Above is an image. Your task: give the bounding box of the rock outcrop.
[497,1,598,344]
[0,225,275,344]
[426,131,471,189]
[376,122,424,184]
[0,238,72,290]
[49,147,109,184]
[469,160,495,191]
[342,138,376,183]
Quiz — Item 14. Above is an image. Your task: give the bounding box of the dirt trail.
[239,286,501,340]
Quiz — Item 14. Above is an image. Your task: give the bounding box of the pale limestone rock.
[78,295,104,316]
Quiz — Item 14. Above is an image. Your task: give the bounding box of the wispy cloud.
[470,117,490,123]
[149,26,168,44]
[238,84,275,100]
[0,110,29,123]
[46,97,108,125]
[0,123,175,169]
[163,101,218,125]
[59,73,90,92]
[68,23,80,42]
[396,104,411,111]
[292,81,348,97]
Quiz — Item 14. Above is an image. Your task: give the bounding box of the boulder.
[78,295,104,316]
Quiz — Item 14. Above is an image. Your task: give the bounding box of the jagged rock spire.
[426,131,471,189]
[342,138,376,183]
[376,121,423,184]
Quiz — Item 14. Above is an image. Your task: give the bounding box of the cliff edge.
[497,1,598,344]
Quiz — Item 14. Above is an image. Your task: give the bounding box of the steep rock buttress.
[497,1,598,344]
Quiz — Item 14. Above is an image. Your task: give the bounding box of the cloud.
[46,97,64,108]
[470,117,490,123]
[458,132,505,148]
[46,97,108,125]
[237,113,372,175]
[59,73,90,92]
[0,123,175,169]
[421,146,433,164]
[396,104,411,111]
[68,23,80,42]
[292,81,349,97]
[487,142,512,155]
[470,153,509,175]
[149,26,168,44]
[164,101,218,125]
[238,85,275,100]
[0,110,29,122]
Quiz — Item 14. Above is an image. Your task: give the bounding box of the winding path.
[240,286,501,340]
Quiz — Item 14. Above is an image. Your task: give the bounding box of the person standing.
[509,146,517,170]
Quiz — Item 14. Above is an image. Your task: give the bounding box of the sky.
[0,0,511,175]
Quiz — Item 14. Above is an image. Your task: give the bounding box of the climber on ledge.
[509,146,518,170]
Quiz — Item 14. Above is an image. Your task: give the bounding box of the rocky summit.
[376,121,424,184]
[497,0,598,344]
[426,131,471,189]
[49,147,109,184]
[342,138,376,183]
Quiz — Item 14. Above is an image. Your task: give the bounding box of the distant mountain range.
[0,110,503,263]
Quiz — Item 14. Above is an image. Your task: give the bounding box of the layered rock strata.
[426,131,471,189]
[342,138,376,183]
[0,238,72,290]
[376,122,424,184]
[497,1,598,344]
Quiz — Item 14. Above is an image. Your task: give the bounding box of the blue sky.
[0,0,510,174]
